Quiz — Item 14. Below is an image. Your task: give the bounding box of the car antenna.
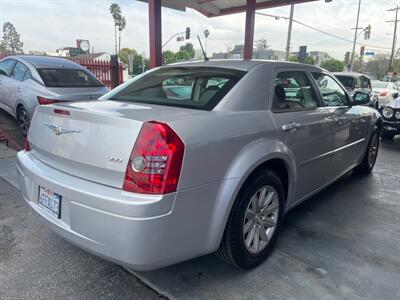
[197,35,209,62]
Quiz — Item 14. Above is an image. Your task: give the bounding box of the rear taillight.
[379,91,388,97]
[24,139,31,152]
[123,121,185,195]
[37,96,64,105]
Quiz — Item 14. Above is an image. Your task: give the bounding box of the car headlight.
[396,111,400,120]
[382,107,394,119]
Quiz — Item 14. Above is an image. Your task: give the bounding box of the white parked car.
[0,56,109,136]
[371,81,399,105]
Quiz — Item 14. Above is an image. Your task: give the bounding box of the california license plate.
[38,186,61,219]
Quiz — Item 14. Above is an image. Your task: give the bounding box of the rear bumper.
[17,151,239,271]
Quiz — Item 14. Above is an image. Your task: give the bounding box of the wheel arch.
[206,145,295,253]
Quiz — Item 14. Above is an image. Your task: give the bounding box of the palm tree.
[117,16,126,54]
[110,3,121,55]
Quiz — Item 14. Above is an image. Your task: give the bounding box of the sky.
[0,0,399,60]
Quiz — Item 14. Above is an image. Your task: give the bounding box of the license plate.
[38,186,62,219]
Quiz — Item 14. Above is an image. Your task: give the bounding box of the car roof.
[333,72,368,78]
[164,59,325,72]
[9,55,84,70]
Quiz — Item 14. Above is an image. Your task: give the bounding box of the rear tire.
[17,106,30,137]
[381,132,395,140]
[356,128,380,174]
[216,169,285,269]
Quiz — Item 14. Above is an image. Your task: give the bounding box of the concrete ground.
[1,112,400,299]
[0,110,24,151]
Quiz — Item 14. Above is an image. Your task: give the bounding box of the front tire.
[217,169,285,269]
[17,106,30,137]
[356,128,380,174]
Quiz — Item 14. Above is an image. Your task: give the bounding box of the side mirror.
[0,69,7,76]
[352,91,370,105]
[392,91,399,99]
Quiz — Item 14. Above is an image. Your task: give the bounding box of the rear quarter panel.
[169,110,295,252]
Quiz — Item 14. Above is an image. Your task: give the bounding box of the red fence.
[72,58,123,90]
[0,54,123,90]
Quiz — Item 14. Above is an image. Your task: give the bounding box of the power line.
[255,11,392,51]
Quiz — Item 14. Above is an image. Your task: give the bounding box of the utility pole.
[350,0,362,71]
[387,6,400,73]
[285,4,295,61]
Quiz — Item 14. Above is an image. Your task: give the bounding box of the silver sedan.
[17,60,381,271]
[0,55,109,136]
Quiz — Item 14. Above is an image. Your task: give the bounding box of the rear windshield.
[109,67,246,110]
[38,68,104,88]
[335,76,355,89]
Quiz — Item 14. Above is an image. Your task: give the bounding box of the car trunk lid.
[28,100,197,188]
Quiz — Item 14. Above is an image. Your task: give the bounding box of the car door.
[311,72,368,179]
[0,59,17,114]
[271,70,335,201]
[9,62,29,112]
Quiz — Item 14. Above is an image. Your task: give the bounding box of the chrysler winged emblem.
[44,123,81,136]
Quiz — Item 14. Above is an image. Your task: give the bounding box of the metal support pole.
[244,0,255,60]
[350,0,362,71]
[149,0,162,68]
[285,4,294,61]
[389,6,399,72]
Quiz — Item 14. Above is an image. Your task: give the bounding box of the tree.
[320,58,344,72]
[1,22,23,54]
[110,3,124,55]
[304,55,315,65]
[255,38,270,52]
[179,43,195,59]
[175,50,191,61]
[117,16,126,54]
[289,55,315,65]
[163,50,177,64]
[118,48,138,64]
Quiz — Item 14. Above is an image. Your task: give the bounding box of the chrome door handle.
[282,123,301,131]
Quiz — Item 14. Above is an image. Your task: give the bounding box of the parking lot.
[1,115,399,299]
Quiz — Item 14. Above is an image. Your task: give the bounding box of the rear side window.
[11,62,28,81]
[38,68,103,88]
[360,76,370,89]
[335,75,355,89]
[109,67,246,110]
[0,59,16,76]
[272,71,319,111]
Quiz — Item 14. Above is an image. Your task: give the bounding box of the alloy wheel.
[18,108,30,136]
[242,185,280,254]
[368,133,379,168]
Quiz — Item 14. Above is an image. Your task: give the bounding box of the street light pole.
[285,4,295,61]
[387,6,400,73]
[350,0,362,71]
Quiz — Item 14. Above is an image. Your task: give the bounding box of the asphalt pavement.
[0,176,163,300]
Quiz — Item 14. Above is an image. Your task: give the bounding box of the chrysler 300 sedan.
[17,60,381,271]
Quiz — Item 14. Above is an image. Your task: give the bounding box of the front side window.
[109,67,246,110]
[11,62,28,81]
[312,73,349,107]
[0,59,16,76]
[38,68,104,88]
[272,71,319,111]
